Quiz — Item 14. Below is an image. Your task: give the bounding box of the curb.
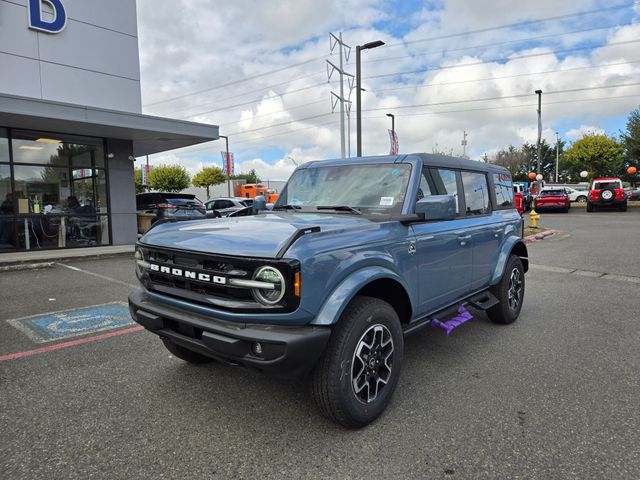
[0,248,134,269]
[0,262,55,272]
[523,229,558,243]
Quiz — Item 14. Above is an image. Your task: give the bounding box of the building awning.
[0,93,218,156]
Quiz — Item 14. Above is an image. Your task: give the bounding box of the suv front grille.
[137,245,299,313]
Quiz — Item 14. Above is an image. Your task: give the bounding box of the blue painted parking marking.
[7,302,134,343]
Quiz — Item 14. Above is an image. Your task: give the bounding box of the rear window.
[541,190,565,196]
[593,181,621,190]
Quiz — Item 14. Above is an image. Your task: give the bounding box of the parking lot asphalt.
[1,208,639,479]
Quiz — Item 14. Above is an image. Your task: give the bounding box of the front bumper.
[128,288,330,378]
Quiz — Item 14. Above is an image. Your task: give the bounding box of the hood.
[140,213,378,258]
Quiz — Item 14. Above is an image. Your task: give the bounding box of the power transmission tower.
[327,33,352,159]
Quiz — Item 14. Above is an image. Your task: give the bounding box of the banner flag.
[220,151,235,175]
[388,129,399,155]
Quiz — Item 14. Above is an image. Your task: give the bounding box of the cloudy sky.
[136,0,640,180]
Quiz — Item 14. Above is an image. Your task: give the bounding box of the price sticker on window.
[379,197,394,206]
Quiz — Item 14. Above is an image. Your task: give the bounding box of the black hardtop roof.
[301,153,510,176]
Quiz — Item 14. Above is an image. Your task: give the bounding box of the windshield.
[276,163,412,214]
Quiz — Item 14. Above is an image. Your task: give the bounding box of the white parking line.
[57,263,137,289]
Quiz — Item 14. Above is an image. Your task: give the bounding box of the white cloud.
[565,125,605,139]
[138,0,640,174]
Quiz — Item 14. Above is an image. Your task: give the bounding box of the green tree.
[490,145,530,181]
[621,107,640,184]
[192,166,226,199]
[562,134,624,180]
[134,168,145,194]
[148,164,190,192]
[231,169,261,184]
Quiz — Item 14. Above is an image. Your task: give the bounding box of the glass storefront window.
[0,128,8,162]
[15,215,110,250]
[12,130,105,168]
[0,129,110,251]
[1,164,12,214]
[0,218,17,251]
[96,169,108,213]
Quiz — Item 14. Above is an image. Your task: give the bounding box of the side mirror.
[415,195,456,221]
[252,196,267,214]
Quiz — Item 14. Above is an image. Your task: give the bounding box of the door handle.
[493,228,503,238]
[458,235,471,246]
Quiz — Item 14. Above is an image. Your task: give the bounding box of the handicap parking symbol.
[7,302,134,343]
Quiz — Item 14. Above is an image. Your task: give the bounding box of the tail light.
[615,189,625,200]
[155,203,177,210]
[589,190,599,201]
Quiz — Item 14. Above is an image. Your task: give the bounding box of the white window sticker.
[380,197,394,206]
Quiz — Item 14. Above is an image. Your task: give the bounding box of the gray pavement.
[1,209,639,479]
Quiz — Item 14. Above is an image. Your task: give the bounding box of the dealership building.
[0,0,218,253]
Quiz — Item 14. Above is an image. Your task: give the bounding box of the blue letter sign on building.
[28,0,67,34]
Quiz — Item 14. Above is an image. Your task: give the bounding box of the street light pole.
[555,131,560,183]
[356,40,385,157]
[386,113,395,154]
[219,135,231,197]
[535,89,543,193]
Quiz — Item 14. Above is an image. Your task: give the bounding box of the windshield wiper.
[273,204,302,211]
[316,205,363,215]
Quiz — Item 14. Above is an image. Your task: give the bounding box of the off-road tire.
[311,296,404,429]
[487,255,525,324]
[586,202,594,212]
[619,202,628,212]
[162,338,215,364]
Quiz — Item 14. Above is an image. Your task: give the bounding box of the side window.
[461,171,491,216]
[417,168,434,200]
[429,168,460,215]
[493,173,514,208]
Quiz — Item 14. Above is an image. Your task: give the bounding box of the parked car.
[513,183,532,211]
[586,178,627,212]
[130,154,528,428]
[205,197,252,216]
[625,187,640,200]
[136,192,207,224]
[514,192,525,215]
[534,188,570,213]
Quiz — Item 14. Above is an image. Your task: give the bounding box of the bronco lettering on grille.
[149,263,227,285]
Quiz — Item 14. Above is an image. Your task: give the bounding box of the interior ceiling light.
[18,145,44,150]
[36,138,62,144]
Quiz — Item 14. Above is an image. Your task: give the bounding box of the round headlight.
[252,266,285,305]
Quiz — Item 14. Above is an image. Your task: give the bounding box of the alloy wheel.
[351,324,394,404]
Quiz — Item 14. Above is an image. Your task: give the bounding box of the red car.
[534,188,570,213]
[514,193,525,215]
[587,178,627,212]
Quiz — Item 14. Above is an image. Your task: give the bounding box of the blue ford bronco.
[129,153,528,428]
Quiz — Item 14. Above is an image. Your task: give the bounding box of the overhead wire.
[365,39,640,80]
[143,55,328,107]
[381,1,639,48]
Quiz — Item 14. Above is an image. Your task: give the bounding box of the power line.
[362,82,640,113]
[360,93,640,119]
[160,69,327,116]
[143,55,327,107]
[218,99,328,128]
[363,22,635,64]
[370,59,640,95]
[381,2,639,48]
[365,39,640,80]
[176,81,336,119]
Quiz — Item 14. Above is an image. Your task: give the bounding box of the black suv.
[136,192,207,224]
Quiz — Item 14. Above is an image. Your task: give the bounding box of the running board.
[431,305,473,336]
[468,291,499,310]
